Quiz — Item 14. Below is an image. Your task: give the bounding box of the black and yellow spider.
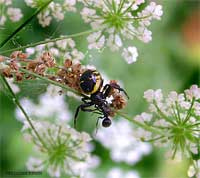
[74,69,129,128]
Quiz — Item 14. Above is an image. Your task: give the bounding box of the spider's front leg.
[103,83,129,99]
[74,102,94,128]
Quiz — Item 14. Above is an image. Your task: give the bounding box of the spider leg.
[103,83,129,99]
[82,96,91,104]
[74,102,94,128]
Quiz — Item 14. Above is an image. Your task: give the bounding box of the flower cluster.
[24,0,77,27]
[106,167,140,178]
[16,84,72,123]
[96,119,151,164]
[188,160,200,178]
[133,85,200,162]
[23,120,98,177]
[0,51,56,80]
[0,0,23,26]
[26,38,84,62]
[80,0,163,63]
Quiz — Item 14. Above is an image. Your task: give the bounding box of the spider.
[74,69,129,128]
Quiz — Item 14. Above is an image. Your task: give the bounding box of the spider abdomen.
[80,70,103,95]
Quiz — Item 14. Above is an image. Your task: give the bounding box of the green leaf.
[17,79,48,98]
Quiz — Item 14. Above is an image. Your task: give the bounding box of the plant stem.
[183,98,195,124]
[0,0,53,48]
[117,111,164,135]
[19,68,82,96]
[1,75,48,150]
[0,29,97,55]
[154,102,176,125]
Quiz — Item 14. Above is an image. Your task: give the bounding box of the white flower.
[25,1,77,27]
[137,27,152,43]
[0,0,23,25]
[7,78,20,93]
[49,47,59,56]
[25,37,83,62]
[24,121,97,177]
[107,34,123,51]
[16,85,72,123]
[87,31,105,49]
[106,168,140,178]
[80,0,162,63]
[26,157,44,171]
[0,15,6,25]
[37,10,52,27]
[96,119,152,165]
[7,7,23,22]
[63,0,76,12]
[25,47,35,56]
[24,0,37,8]
[185,85,200,100]
[71,49,84,61]
[80,7,96,23]
[188,160,200,178]
[144,89,163,103]
[122,46,138,64]
[50,3,64,20]
[136,85,200,160]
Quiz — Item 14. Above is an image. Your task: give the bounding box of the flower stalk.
[0,28,100,55]
[1,75,48,150]
[0,0,54,48]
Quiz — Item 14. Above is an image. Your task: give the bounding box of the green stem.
[122,15,152,21]
[1,75,48,150]
[182,98,195,124]
[143,135,165,142]
[154,102,176,125]
[0,29,98,55]
[117,111,164,135]
[186,122,200,128]
[19,68,82,96]
[0,0,53,48]
[117,0,126,14]
[121,0,135,15]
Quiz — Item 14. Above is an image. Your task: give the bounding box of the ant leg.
[95,117,100,135]
[103,84,129,99]
[95,116,104,135]
[74,103,94,128]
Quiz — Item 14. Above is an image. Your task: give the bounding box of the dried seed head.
[15,72,23,81]
[35,63,46,75]
[111,94,127,110]
[26,61,38,71]
[57,59,83,92]
[1,67,13,78]
[10,51,27,60]
[18,52,28,60]
[64,59,72,68]
[10,51,21,59]
[9,60,19,70]
[0,56,5,62]
[108,80,128,111]
[40,52,55,67]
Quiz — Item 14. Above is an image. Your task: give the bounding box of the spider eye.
[102,118,111,127]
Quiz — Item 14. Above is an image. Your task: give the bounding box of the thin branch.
[0,0,53,48]
[183,98,195,124]
[0,29,98,55]
[117,111,164,135]
[19,68,82,96]
[1,75,48,150]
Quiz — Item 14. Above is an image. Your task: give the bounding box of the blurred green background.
[0,0,200,178]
